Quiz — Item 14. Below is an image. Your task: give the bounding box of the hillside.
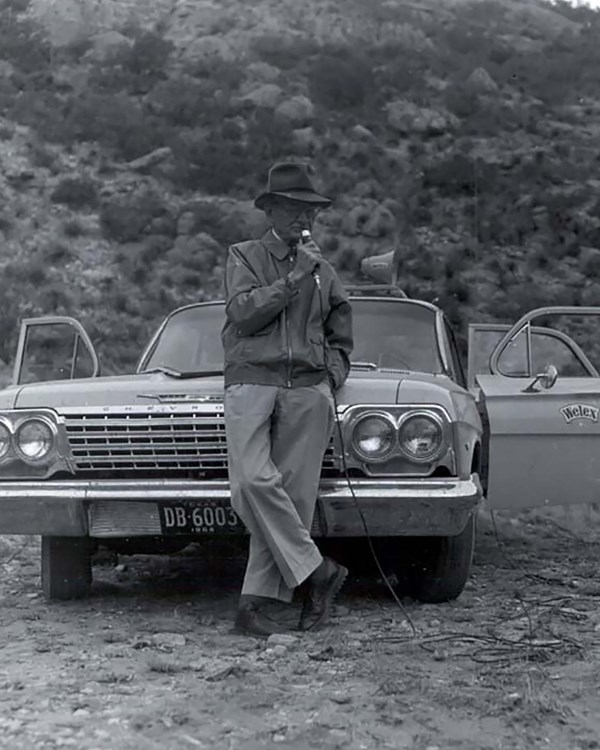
[0,0,599,376]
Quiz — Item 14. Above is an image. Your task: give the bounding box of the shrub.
[41,241,75,265]
[100,189,168,243]
[308,52,376,111]
[90,30,174,95]
[51,176,98,209]
[251,34,319,71]
[63,93,165,160]
[62,218,88,238]
[0,12,51,73]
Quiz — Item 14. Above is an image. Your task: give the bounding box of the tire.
[41,536,92,600]
[407,515,476,603]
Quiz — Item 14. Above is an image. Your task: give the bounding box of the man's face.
[264,197,321,244]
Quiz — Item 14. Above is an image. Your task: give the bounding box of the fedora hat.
[254,162,332,210]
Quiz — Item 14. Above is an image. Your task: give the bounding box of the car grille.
[62,410,335,476]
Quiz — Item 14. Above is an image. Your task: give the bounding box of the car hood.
[0,370,462,410]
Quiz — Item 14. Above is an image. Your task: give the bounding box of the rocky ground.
[1,512,600,750]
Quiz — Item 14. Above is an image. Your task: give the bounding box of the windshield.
[141,300,443,375]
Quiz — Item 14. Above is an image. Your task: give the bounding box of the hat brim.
[254,189,332,210]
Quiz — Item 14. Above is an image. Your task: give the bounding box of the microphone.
[301,230,321,287]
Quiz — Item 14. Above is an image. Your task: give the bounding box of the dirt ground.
[1,510,600,750]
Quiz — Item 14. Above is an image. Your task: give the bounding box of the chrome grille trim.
[61,408,335,474]
[63,410,228,473]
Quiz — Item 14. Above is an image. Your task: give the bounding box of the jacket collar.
[262,229,291,260]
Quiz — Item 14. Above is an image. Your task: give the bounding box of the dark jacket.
[222,230,353,389]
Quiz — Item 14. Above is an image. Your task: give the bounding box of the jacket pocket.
[307,335,325,369]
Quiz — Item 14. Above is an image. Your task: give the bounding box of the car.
[0,279,596,604]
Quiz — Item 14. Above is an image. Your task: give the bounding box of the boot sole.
[300,564,348,631]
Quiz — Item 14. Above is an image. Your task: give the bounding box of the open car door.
[468,307,600,510]
[13,316,100,386]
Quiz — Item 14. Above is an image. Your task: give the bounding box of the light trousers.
[225,381,335,602]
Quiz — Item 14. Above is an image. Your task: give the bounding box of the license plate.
[159,501,243,535]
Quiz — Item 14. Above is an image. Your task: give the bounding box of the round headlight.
[16,419,54,462]
[398,413,444,461]
[0,421,11,459]
[352,414,396,461]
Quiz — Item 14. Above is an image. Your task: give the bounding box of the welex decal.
[560,403,599,424]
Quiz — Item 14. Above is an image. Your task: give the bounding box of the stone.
[292,127,318,155]
[386,100,459,135]
[465,66,499,95]
[266,634,299,648]
[87,31,132,63]
[244,61,281,85]
[275,95,315,126]
[241,84,283,109]
[185,35,236,61]
[151,632,186,648]
[127,147,173,173]
[351,124,375,141]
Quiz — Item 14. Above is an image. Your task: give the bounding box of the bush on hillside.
[308,52,376,112]
[51,176,98,209]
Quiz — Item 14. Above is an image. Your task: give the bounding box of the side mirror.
[522,364,558,393]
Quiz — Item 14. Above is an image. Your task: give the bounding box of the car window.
[19,323,96,384]
[470,326,590,379]
[143,300,444,375]
[351,299,442,373]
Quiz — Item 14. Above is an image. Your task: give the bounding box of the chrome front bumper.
[0,475,482,538]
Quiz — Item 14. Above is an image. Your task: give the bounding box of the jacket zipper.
[285,251,294,387]
[284,308,292,388]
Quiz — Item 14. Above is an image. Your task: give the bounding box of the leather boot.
[233,595,281,637]
[298,557,348,632]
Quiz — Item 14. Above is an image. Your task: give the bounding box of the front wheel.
[408,515,476,603]
[41,536,92,600]
[378,515,476,603]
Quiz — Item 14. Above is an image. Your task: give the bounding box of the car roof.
[165,296,442,319]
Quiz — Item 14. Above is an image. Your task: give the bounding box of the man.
[222,161,354,637]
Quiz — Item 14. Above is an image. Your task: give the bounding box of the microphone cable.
[309,242,418,636]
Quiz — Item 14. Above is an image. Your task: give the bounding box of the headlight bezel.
[397,410,447,463]
[350,411,398,463]
[343,405,451,467]
[14,416,57,463]
[0,418,12,460]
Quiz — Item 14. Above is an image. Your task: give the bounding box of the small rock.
[151,632,186,648]
[352,124,374,141]
[127,147,173,173]
[115,564,127,573]
[330,691,352,705]
[465,66,499,95]
[87,31,132,63]
[242,83,283,109]
[271,645,288,657]
[266,634,299,649]
[73,709,90,717]
[275,95,315,126]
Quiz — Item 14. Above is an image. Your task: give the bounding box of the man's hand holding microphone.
[287,230,322,287]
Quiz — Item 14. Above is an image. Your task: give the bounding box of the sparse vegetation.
[0,0,598,370]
